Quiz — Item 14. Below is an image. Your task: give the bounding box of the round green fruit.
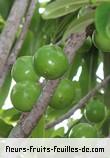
[85,100,105,123]
[34,45,69,80]
[95,2,110,39]
[92,31,110,52]
[11,81,41,112]
[50,79,75,109]
[11,56,39,82]
[70,123,97,138]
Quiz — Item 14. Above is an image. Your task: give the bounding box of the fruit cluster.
[69,99,106,138]
[11,56,41,112]
[10,45,75,112]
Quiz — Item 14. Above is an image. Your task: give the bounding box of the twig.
[9,32,86,138]
[46,75,110,129]
[96,75,103,82]
[0,0,30,77]
[0,0,37,87]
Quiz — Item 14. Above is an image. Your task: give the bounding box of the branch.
[0,0,30,76]
[46,75,110,129]
[9,32,86,138]
[8,0,37,64]
[0,0,36,87]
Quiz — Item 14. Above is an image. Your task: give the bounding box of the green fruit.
[85,100,105,123]
[34,45,69,80]
[92,31,110,52]
[95,2,110,39]
[11,81,41,112]
[70,123,97,138]
[50,79,75,109]
[11,56,39,82]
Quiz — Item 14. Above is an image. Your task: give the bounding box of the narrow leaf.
[42,0,90,19]
[63,11,95,41]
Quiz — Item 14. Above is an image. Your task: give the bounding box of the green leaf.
[29,3,42,34]
[73,81,82,102]
[30,116,45,138]
[79,47,98,96]
[51,127,64,137]
[45,128,54,138]
[78,6,94,18]
[63,11,95,41]
[83,47,99,89]
[45,127,64,138]
[0,15,5,32]
[19,31,34,56]
[101,117,110,137]
[0,108,21,123]
[46,106,72,122]
[42,0,90,19]
[0,0,14,19]
[0,119,13,137]
[0,71,11,108]
[79,60,89,96]
[65,37,92,80]
[65,53,82,80]
[77,37,92,54]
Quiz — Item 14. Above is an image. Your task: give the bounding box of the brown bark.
[0,0,30,86]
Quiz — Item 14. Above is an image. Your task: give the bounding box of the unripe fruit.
[70,123,97,138]
[95,2,110,39]
[50,79,75,109]
[85,100,106,123]
[11,56,39,82]
[11,81,41,112]
[34,45,69,80]
[92,31,110,52]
